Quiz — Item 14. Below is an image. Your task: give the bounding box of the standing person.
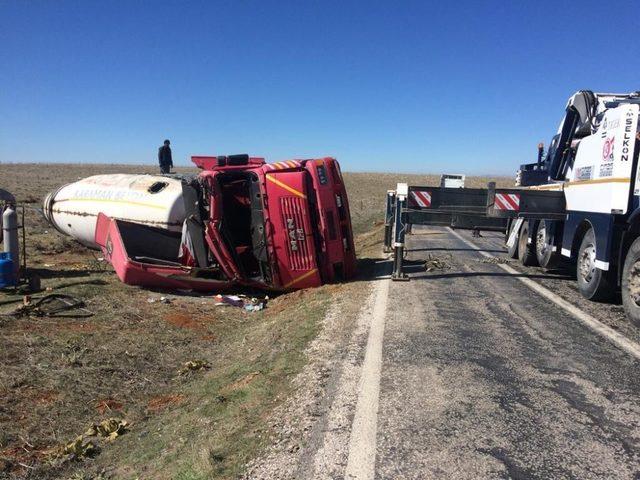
[158,139,173,174]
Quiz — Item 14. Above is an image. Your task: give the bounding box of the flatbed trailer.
[384,182,508,279]
[404,185,507,231]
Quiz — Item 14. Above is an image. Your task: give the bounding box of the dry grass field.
[0,163,511,479]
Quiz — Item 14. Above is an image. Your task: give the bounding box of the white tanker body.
[43,174,186,248]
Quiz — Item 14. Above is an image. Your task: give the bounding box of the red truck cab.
[95,154,356,291]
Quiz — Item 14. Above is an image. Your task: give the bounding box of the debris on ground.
[1,294,93,318]
[53,437,97,459]
[147,296,171,304]
[479,257,513,264]
[179,360,211,375]
[214,294,267,312]
[49,418,128,461]
[424,254,451,272]
[84,418,129,441]
[214,294,244,308]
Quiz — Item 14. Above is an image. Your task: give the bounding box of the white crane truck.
[491,90,640,323]
[384,90,640,325]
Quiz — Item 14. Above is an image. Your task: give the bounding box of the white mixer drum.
[43,174,187,248]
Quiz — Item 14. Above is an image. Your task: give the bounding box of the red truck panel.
[95,213,234,291]
[303,158,357,280]
[192,155,265,170]
[264,171,322,289]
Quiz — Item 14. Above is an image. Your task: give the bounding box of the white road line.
[448,227,640,361]
[344,277,390,480]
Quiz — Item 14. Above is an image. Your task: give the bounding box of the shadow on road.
[356,257,393,281]
[409,270,574,281]
[406,247,505,254]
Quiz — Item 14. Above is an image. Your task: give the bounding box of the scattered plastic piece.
[214,294,244,307]
[213,294,267,311]
[147,296,171,304]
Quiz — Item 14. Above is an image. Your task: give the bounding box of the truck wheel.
[518,221,538,266]
[621,237,640,326]
[536,220,559,269]
[577,228,614,302]
[506,219,519,259]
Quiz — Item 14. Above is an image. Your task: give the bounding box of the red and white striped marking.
[408,190,432,208]
[494,192,520,211]
[264,160,302,171]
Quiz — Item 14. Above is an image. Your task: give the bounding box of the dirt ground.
[0,163,511,479]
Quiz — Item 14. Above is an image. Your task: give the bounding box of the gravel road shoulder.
[242,272,386,479]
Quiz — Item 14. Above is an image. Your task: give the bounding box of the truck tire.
[518,221,538,266]
[536,219,559,269]
[621,237,640,326]
[576,228,614,302]
[506,219,519,259]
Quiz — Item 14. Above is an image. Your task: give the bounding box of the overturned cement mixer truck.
[43,154,357,291]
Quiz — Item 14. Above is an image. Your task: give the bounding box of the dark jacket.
[158,145,173,166]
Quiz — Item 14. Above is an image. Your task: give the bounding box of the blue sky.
[1,0,638,174]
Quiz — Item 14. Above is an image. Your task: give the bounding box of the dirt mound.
[165,312,203,330]
[147,394,186,413]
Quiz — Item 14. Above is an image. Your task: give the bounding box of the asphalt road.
[370,226,640,479]
[260,224,640,480]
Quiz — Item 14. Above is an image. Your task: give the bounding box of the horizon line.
[0,161,514,178]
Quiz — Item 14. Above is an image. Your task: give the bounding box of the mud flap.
[506,218,524,249]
